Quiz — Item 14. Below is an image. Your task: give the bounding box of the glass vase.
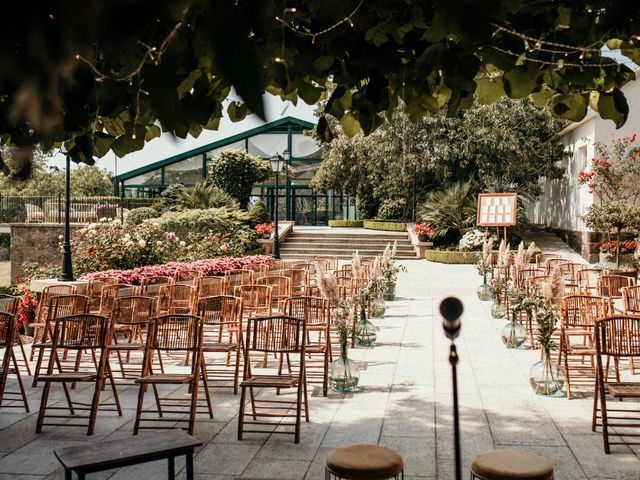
[477,275,491,301]
[370,297,385,318]
[383,282,396,301]
[491,302,505,319]
[501,313,527,348]
[355,307,377,347]
[529,350,565,396]
[329,343,360,393]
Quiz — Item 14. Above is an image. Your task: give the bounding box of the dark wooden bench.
[54,429,202,480]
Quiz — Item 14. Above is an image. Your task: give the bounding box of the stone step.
[284,237,412,245]
[286,233,408,240]
[279,246,417,257]
[281,252,418,260]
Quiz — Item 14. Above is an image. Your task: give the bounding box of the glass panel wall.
[205,140,246,159]
[125,170,163,185]
[291,133,321,158]
[248,134,288,158]
[290,160,321,184]
[164,156,203,184]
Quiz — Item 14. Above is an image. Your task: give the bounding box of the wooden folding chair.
[224,269,255,295]
[0,294,30,375]
[598,274,636,300]
[159,284,197,314]
[87,278,118,312]
[109,296,158,379]
[285,296,331,396]
[0,312,29,411]
[197,296,244,393]
[32,294,90,386]
[36,314,122,435]
[560,295,612,399]
[234,285,272,318]
[257,275,291,311]
[575,268,603,296]
[238,315,308,443]
[592,315,640,453]
[31,285,77,351]
[315,256,338,272]
[259,260,284,277]
[545,257,569,274]
[174,269,203,286]
[133,314,213,435]
[536,253,561,269]
[281,269,310,297]
[140,275,174,297]
[196,276,227,298]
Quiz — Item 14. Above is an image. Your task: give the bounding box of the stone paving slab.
[0,259,638,479]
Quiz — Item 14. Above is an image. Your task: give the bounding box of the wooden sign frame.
[476,193,518,227]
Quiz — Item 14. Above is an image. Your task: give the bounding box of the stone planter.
[599,252,635,265]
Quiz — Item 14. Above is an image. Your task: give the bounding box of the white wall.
[526,119,595,231]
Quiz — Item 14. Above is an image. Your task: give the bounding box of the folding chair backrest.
[112,296,157,325]
[141,276,174,287]
[595,316,640,357]
[622,285,640,315]
[246,315,305,353]
[234,285,272,314]
[54,314,110,350]
[47,295,90,324]
[315,256,338,271]
[225,269,255,295]
[561,295,609,328]
[197,295,242,328]
[197,276,227,298]
[0,312,16,353]
[160,284,196,313]
[284,296,329,326]
[147,314,201,352]
[545,257,569,273]
[174,269,203,285]
[536,253,561,268]
[597,274,635,299]
[0,295,18,315]
[256,275,291,299]
[260,260,284,276]
[37,285,77,322]
[281,269,309,289]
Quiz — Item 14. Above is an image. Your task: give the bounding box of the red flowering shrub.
[80,254,276,285]
[14,283,37,331]
[599,240,637,255]
[412,224,434,237]
[255,223,274,236]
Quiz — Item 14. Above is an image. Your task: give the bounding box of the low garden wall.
[10,223,83,283]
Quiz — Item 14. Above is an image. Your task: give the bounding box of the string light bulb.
[274,56,284,63]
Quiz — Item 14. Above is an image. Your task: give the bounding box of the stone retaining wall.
[9,223,82,283]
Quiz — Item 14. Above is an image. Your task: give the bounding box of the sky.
[49,93,318,174]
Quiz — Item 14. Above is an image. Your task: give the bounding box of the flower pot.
[417,234,429,242]
[501,316,527,348]
[370,298,385,318]
[329,344,360,393]
[529,351,565,396]
[477,275,491,301]
[383,282,396,301]
[599,252,635,265]
[355,318,377,347]
[262,233,272,239]
[491,302,505,319]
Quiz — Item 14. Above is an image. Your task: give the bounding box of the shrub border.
[424,247,541,264]
[328,220,364,228]
[363,220,407,232]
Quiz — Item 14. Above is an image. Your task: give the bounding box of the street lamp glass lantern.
[283,149,290,161]
[269,154,286,173]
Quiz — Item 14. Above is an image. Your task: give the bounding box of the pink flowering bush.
[80,255,276,285]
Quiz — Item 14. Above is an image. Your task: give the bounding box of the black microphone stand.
[440,297,463,480]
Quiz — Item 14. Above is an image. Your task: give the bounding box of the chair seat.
[109,343,144,351]
[566,345,595,355]
[606,382,640,398]
[39,372,97,382]
[325,444,404,478]
[241,375,299,388]
[471,449,554,480]
[202,342,235,352]
[135,374,193,384]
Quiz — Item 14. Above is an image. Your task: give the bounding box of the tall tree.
[0,1,638,174]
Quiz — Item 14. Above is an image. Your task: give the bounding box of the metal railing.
[0,195,157,224]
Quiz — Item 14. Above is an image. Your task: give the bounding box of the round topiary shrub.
[126,207,159,225]
[249,199,271,226]
[377,198,406,221]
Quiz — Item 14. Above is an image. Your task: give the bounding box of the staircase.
[279,227,417,260]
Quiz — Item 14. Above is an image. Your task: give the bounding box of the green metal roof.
[115,116,316,182]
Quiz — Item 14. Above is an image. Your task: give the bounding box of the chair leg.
[188,378,200,435]
[87,377,104,436]
[16,334,32,376]
[133,383,147,435]
[35,380,52,433]
[105,361,122,416]
[11,351,29,412]
[238,385,247,440]
[200,356,214,419]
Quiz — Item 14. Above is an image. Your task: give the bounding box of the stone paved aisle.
[0,260,639,479]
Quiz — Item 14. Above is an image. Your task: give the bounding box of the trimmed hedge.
[425,247,541,264]
[328,220,364,228]
[363,220,407,232]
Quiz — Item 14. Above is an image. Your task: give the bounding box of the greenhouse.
[113,117,356,225]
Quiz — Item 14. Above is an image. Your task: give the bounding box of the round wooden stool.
[325,444,404,479]
[470,449,554,480]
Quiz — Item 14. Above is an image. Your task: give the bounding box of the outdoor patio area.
[0,259,636,480]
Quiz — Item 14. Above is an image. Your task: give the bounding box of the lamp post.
[269,150,288,259]
[59,146,74,281]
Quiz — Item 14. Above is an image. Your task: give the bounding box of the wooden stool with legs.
[238,315,308,443]
[470,449,554,479]
[134,314,213,435]
[36,314,122,435]
[0,312,29,411]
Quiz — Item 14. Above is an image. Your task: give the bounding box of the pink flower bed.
[80,255,276,285]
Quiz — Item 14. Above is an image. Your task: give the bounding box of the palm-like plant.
[178,181,239,210]
[417,181,476,239]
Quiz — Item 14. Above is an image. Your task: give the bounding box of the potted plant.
[412,223,433,243]
[255,222,274,239]
[503,287,527,348]
[489,277,506,319]
[476,234,494,300]
[529,267,565,395]
[380,242,406,301]
[579,135,640,273]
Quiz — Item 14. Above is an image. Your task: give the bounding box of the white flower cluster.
[459,229,493,251]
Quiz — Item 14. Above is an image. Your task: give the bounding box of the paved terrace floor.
[0,259,638,479]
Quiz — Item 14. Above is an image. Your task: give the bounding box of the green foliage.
[377,199,406,221]
[418,181,477,242]
[248,199,271,226]
[328,220,364,228]
[126,207,159,225]
[424,250,480,264]
[177,181,239,210]
[22,262,61,280]
[0,148,113,196]
[0,1,637,173]
[207,150,271,208]
[160,184,187,212]
[0,233,9,249]
[362,220,407,232]
[152,207,252,239]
